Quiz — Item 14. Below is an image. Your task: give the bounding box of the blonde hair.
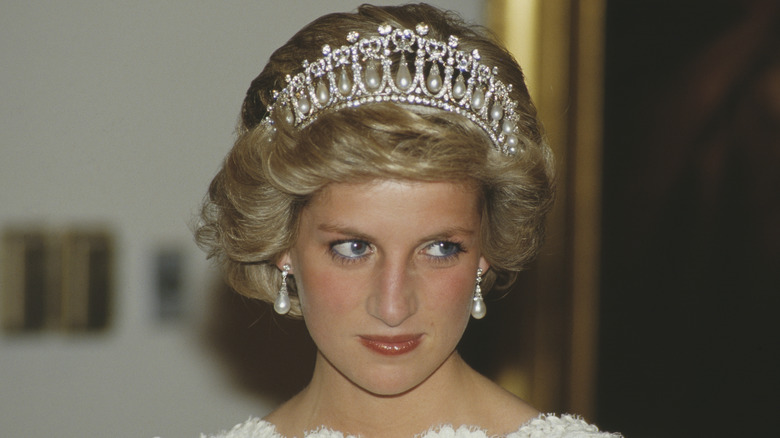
[196,4,555,317]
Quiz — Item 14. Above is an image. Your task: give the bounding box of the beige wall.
[0,1,483,436]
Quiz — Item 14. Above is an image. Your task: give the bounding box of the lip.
[359,334,423,356]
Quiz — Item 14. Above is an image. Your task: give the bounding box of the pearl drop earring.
[471,267,486,319]
[274,264,291,315]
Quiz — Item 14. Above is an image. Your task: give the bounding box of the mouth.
[359,334,423,356]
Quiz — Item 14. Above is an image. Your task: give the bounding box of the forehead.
[302,179,482,230]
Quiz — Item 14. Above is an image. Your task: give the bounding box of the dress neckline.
[209,413,618,438]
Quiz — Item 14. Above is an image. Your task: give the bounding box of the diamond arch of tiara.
[263,22,523,156]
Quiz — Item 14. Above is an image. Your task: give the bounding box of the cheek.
[295,263,359,318]
[422,269,475,314]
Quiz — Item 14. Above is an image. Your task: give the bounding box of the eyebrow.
[317,223,374,241]
[317,223,476,243]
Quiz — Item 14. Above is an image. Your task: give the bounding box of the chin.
[358,382,420,397]
[350,369,432,397]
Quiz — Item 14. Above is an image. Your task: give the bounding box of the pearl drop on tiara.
[263,23,524,156]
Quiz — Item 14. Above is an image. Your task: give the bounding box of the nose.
[367,259,417,327]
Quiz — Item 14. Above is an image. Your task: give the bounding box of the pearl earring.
[274,264,291,315]
[471,267,486,319]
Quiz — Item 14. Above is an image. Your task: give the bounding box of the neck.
[290,350,477,437]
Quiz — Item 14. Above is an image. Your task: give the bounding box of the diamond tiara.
[264,22,523,156]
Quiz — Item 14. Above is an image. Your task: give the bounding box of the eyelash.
[327,239,466,265]
[423,240,464,261]
[329,239,374,265]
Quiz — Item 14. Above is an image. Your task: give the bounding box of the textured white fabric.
[201,414,622,438]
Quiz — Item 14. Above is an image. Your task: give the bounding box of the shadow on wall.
[202,280,316,403]
[599,0,780,436]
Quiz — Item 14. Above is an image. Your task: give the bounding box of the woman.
[197,4,621,437]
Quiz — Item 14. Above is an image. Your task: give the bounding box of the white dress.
[202,414,622,438]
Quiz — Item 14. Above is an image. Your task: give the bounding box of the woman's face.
[281,179,488,396]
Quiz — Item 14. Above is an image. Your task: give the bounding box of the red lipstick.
[359,334,422,356]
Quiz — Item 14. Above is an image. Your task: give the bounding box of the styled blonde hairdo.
[196,4,555,317]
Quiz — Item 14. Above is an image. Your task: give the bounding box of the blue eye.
[424,241,463,258]
[331,240,373,259]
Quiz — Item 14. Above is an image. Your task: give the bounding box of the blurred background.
[1,1,777,437]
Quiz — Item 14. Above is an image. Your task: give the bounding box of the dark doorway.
[598,1,779,436]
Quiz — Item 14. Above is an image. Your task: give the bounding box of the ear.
[276,252,293,273]
[478,256,490,274]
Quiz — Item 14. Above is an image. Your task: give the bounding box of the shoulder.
[201,418,280,438]
[508,414,623,438]
[419,415,622,438]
